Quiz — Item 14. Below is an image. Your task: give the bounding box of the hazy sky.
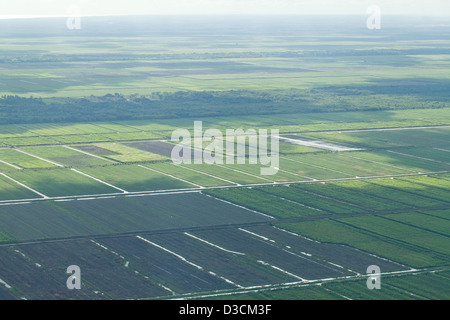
[1,0,449,18]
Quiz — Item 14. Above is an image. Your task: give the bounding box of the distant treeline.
[4,48,450,64]
[0,88,448,125]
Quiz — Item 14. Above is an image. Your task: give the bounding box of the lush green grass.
[78,164,195,192]
[5,168,118,197]
[22,146,112,167]
[149,162,227,187]
[0,231,13,243]
[181,163,270,185]
[367,150,449,173]
[257,185,360,214]
[204,187,326,219]
[93,143,168,162]
[382,271,450,300]
[284,152,410,177]
[0,174,41,200]
[276,219,447,268]
[0,148,58,169]
[366,178,449,207]
[384,212,450,235]
[322,279,419,300]
[292,181,411,212]
[421,208,450,221]
[0,108,449,149]
[303,127,450,150]
[278,156,351,180]
[337,215,450,257]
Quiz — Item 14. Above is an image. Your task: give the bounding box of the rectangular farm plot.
[78,164,195,192]
[93,142,168,162]
[0,148,58,169]
[181,163,271,185]
[304,128,450,149]
[141,232,298,287]
[381,272,450,300]
[188,228,352,281]
[73,144,120,156]
[221,162,302,182]
[359,150,449,173]
[321,278,419,300]
[397,147,450,164]
[6,168,118,197]
[55,192,273,234]
[285,152,412,177]
[242,225,407,274]
[367,178,450,207]
[384,211,450,236]
[0,201,103,241]
[21,146,113,167]
[123,140,176,158]
[0,193,273,242]
[0,246,101,300]
[0,174,42,201]
[14,240,169,300]
[0,161,17,172]
[257,185,363,214]
[292,181,416,212]
[98,236,236,295]
[338,215,450,257]
[277,219,446,268]
[148,162,227,187]
[204,188,321,219]
[278,157,350,180]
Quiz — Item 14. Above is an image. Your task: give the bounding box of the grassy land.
[0,15,449,300]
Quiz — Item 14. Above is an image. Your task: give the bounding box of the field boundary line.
[277,167,316,181]
[178,165,241,186]
[136,235,243,288]
[239,228,277,243]
[257,189,323,212]
[321,286,352,300]
[0,172,48,198]
[137,235,204,270]
[434,147,450,153]
[215,164,276,183]
[377,215,450,239]
[63,145,116,163]
[0,159,22,170]
[202,193,275,220]
[138,164,204,188]
[257,260,306,281]
[184,232,246,255]
[387,150,450,165]
[341,154,417,173]
[0,170,448,205]
[280,156,353,177]
[0,201,32,206]
[70,168,129,193]
[276,135,363,152]
[175,266,448,300]
[15,149,64,168]
[331,218,450,260]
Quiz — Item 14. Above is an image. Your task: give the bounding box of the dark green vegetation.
[1,16,450,124]
[0,15,449,300]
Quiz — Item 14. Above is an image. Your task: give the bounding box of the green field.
[5,168,118,197]
[0,14,449,300]
[77,164,195,192]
